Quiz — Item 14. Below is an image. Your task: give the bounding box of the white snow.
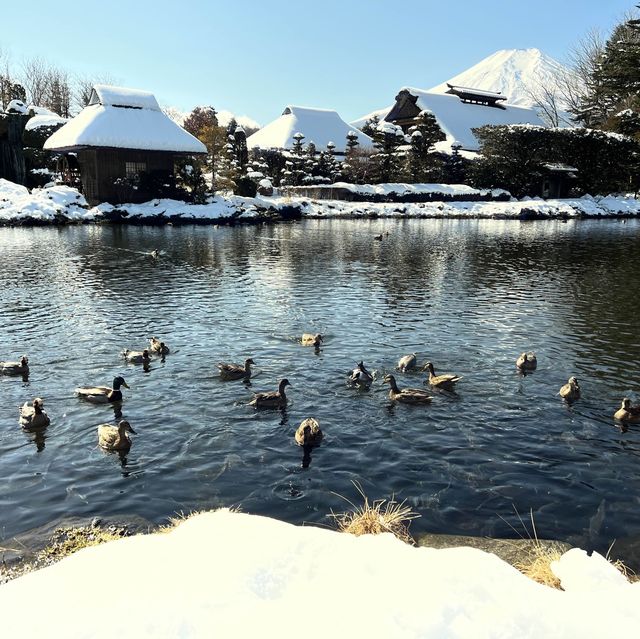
[44,85,207,154]
[0,510,638,638]
[428,48,576,110]
[394,88,545,151]
[25,113,67,131]
[1,179,639,224]
[247,105,373,153]
[5,99,27,114]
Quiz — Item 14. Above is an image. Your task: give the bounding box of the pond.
[1,218,640,558]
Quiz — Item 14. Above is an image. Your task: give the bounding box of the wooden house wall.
[78,148,176,205]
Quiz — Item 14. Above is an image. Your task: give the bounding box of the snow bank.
[318,182,509,198]
[1,510,638,638]
[1,179,638,225]
[292,193,640,219]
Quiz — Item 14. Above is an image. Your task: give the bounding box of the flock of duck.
[2,337,640,455]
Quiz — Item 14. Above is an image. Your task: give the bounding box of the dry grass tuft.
[160,507,241,533]
[515,543,565,589]
[330,482,420,545]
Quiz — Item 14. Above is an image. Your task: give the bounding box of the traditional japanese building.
[247,105,373,154]
[383,85,545,152]
[44,85,206,204]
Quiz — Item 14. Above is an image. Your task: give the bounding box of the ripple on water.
[1,221,640,561]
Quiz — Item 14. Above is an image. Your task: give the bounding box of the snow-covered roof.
[247,105,373,153]
[44,85,207,154]
[390,87,545,151]
[25,108,67,131]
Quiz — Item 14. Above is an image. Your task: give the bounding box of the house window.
[125,161,147,178]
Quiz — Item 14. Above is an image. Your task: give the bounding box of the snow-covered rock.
[0,510,638,638]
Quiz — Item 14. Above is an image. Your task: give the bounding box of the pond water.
[1,218,640,557]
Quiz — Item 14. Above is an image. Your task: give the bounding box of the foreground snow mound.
[1,511,638,638]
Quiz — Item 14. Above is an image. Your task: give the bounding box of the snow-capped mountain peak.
[428,48,572,108]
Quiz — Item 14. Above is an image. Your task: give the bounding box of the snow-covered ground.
[1,178,639,225]
[0,510,638,638]
[290,182,509,198]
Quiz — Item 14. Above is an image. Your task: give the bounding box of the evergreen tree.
[442,143,466,184]
[360,115,380,138]
[405,110,445,182]
[371,121,404,183]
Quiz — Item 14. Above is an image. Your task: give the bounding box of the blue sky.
[1,0,634,124]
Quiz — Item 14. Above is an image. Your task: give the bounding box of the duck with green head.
[76,376,129,404]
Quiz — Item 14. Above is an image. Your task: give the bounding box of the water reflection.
[1,220,640,563]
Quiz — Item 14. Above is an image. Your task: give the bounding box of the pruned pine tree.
[281,132,308,186]
[360,115,380,138]
[442,143,466,184]
[371,121,404,183]
[406,110,445,182]
[342,131,360,183]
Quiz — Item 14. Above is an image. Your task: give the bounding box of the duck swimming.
[0,355,29,376]
[516,352,537,371]
[614,398,640,423]
[384,374,433,405]
[122,349,151,364]
[301,334,323,347]
[76,376,129,404]
[218,358,254,381]
[423,362,462,391]
[19,398,50,429]
[397,353,417,373]
[349,361,374,387]
[149,337,170,355]
[249,379,291,409]
[559,377,581,402]
[294,418,323,446]
[98,420,136,451]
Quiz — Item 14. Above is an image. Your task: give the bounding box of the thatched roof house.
[384,86,545,152]
[247,105,373,154]
[44,85,206,204]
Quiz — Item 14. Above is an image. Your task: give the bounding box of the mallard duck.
[122,349,151,364]
[301,333,323,347]
[559,376,581,402]
[424,362,462,391]
[614,398,640,423]
[295,418,323,446]
[397,353,417,372]
[384,374,433,404]
[516,352,537,371]
[76,376,129,404]
[249,378,291,409]
[149,337,170,355]
[19,398,50,429]
[98,420,136,451]
[218,358,254,381]
[349,361,374,387]
[0,355,29,376]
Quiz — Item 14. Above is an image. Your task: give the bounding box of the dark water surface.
[1,219,640,555]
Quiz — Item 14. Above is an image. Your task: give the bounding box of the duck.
[122,349,151,364]
[397,353,417,372]
[294,418,323,446]
[98,420,136,451]
[423,361,462,391]
[349,361,374,387]
[559,376,581,402]
[374,234,383,241]
[19,398,50,429]
[76,376,129,404]
[149,337,170,355]
[383,374,433,405]
[0,355,29,376]
[614,398,640,423]
[516,352,537,371]
[301,333,323,347]
[249,378,291,409]
[218,358,255,381]
[150,249,160,258]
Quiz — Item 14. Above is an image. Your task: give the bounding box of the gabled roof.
[386,87,545,151]
[247,105,373,153]
[44,84,206,154]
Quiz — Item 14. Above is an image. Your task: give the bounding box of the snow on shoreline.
[0,510,638,638]
[1,179,639,225]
